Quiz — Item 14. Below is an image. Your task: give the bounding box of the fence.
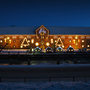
[0,76,90,83]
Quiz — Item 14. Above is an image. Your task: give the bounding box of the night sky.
[0,0,90,27]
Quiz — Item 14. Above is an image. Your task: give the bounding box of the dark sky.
[0,0,90,27]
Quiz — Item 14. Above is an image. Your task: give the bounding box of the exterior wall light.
[46,42,49,46]
[20,46,23,48]
[35,42,39,46]
[62,45,64,48]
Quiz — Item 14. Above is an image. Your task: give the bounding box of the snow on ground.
[0,81,90,90]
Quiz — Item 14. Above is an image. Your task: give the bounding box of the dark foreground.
[0,52,90,61]
[0,64,90,83]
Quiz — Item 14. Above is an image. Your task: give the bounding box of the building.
[0,25,90,50]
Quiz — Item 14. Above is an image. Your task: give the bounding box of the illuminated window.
[0,40,2,43]
[87,45,90,47]
[4,38,6,42]
[69,40,71,42]
[82,40,84,42]
[31,39,34,43]
[78,39,80,42]
[75,36,78,39]
[35,42,39,46]
[82,45,84,47]
[51,39,53,43]
[13,45,16,48]
[46,42,49,46]
[73,39,75,43]
[9,40,11,44]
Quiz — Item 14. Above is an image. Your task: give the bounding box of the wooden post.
[18,52,19,61]
[28,59,30,65]
[49,77,51,82]
[0,77,1,83]
[10,59,12,65]
[73,77,74,82]
[74,58,77,64]
[57,59,59,64]
[24,78,26,83]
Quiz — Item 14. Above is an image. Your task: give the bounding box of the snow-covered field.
[0,81,90,90]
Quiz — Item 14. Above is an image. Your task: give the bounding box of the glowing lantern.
[35,42,39,46]
[46,42,49,46]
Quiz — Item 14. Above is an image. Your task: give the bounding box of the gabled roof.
[0,25,90,35]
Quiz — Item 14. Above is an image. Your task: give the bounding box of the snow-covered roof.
[0,26,90,35]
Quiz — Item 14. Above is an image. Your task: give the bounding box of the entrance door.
[40,40,45,50]
[40,45,45,50]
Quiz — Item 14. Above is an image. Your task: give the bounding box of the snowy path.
[0,81,90,90]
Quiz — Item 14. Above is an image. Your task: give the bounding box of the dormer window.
[41,36,44,39]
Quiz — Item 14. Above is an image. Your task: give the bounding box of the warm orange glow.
[9,40,11,44]
[62,45,64,48]
[75,36,78,39]
[35,42,39,46]
[87,45,90,47]
[82,40,84,42]
[7,37,10,39]
[46,42,49,46]
[51,39,53,43]
[0,40,2,42]
[31,39,34,43]
[82,45,84,47]
[28,40,30,42]
[69,40,71,42]
[55,40,57,42]
[73,39,75,43]
[20,46,23,48]
[78,39,80,42]
[76,43,78,45]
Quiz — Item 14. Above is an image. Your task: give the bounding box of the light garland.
[56,37,64,47]
[21,37,29,47]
